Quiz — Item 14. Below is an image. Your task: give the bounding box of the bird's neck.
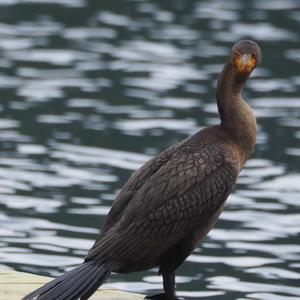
[216,62,257,163]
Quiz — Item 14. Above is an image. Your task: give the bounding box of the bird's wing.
[121,149,235,222]
[101,142,182,232]
[86,147,238,263]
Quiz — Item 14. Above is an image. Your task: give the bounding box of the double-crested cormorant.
[23,40,262,300]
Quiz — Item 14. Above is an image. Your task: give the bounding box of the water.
[0,0,299,299]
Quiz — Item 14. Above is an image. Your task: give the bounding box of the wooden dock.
[0,267,144,300]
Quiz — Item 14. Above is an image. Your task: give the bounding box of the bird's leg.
[145,271,183,300]
[163,271,176,299]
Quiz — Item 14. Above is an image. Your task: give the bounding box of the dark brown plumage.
[23,40,262,300]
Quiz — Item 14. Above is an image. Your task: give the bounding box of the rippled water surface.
[0,1,299,299]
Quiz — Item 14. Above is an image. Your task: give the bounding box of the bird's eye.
[251,53,256,59]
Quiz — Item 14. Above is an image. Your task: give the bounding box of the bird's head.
[231,40,262,74]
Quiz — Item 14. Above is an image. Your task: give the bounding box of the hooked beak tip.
[235,54,256,73]
[241,54,248,65]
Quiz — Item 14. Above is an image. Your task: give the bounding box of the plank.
[0,267,144,300]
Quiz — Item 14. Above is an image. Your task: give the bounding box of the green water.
[0,1,299,299]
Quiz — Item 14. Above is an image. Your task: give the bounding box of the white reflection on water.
[254,174,300,191]
[52,143,150,170]
[188,255,281,268]
[0,0,299,299]
[1,252,81,267]
[252,98,300,108]
[246,267,300,280]
[253,0,300,10]
[227,242,300,260]
[114,119,197,133]
[247,293,300,300]
[230,23,297,41]
[208,276,300,296]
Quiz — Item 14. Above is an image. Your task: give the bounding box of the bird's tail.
[22,261,111,300]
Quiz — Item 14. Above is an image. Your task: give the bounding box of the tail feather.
[39,263,98,300]
[22,261,111,300]
[56,264,97,300]
[47,268,94,300]
[38,263,94,300]
[77,266,111,300]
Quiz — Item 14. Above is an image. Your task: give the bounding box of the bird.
[23,40,262,300]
